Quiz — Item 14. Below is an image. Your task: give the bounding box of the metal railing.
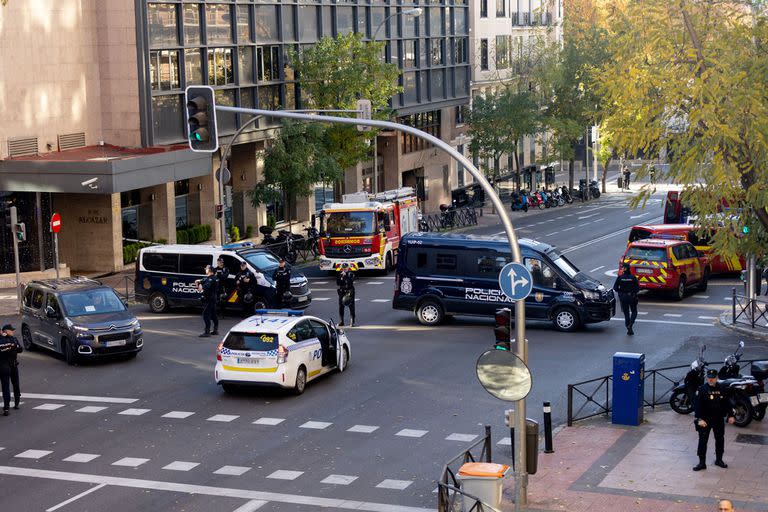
[119,275,136,303]
[437,426,495,512]
[419,206,480,232]
[567,360,764,426]
[732,288,768,330]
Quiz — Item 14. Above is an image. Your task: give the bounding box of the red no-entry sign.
[51,212,62,233]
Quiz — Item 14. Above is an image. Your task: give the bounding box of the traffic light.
[215,204,224,219]
[15,222,26,242]
[494,308,512,350]
[185,86,218,152]
[504,408,513,428]
[742,225,750,235]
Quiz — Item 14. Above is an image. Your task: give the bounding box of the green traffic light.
[743,226,750,234]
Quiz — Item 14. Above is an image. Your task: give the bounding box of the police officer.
[214,257,230,317]
[613,263,640,335]
[693,368,735,471]
[0,324,22,416]
[337,263,357,326]
[235,261,255,316]
[622,165,631,189]
[272,258,291,307]
[197,265,219,337]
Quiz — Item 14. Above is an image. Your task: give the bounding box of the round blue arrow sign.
[499,262,533,301]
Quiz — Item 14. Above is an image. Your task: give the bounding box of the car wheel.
[221,383,238,394]
[293,366,307,395]
[699,269,709,292]
[416,299,444,326]
[149,292,168,313]
[552,307,580,332]
[674,276,686,301]
[21,326,35,351]
[63,338,78,366]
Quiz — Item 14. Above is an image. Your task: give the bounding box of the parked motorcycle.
[669,345,707,415]
[716,341,764,427]
[589,180,601,199]
[510,190,529,212]
[528,191,544,210]
[551,188,565,207]
[560,186,573,204]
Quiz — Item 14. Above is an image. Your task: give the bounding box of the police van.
[135,244,312,313]
[392,232,615,331]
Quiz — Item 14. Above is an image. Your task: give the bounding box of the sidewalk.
[502,409,768,511]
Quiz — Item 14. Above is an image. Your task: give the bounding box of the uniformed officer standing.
[235,261,255,316]
[0,324,22,416]
[693,368,735,471]
[613,263,640,335]
[336,263,357,326]
[272,258,292,307]
[197,266,219,337]
[214,257,230,317]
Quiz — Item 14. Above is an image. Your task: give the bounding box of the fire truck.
[317,187,420,272]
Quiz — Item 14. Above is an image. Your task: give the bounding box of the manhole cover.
[734,434,768,445]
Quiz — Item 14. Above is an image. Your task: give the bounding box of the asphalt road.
[0,185,764,512]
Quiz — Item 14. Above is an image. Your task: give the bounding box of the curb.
[718,310,768,340]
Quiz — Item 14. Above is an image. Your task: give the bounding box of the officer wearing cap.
[272,258,292,307]
[0,324,23,416]
[693,368,735,471]
[336,263,357,326]
[613,262,640,335]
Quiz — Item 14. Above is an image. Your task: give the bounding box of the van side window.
[672,246,685,260]
[220,255,241,276]
[476,253,510,274]
[179,254,212,275]
[525,258,556,288]
[23,286,34,307]
[143,253,178,273]
[46,293,61,315]
[415,252,428,269]
[436,253,457,270]
[31,289,44,309]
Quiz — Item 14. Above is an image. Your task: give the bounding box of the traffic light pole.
[216,105,530,507]
[9,206,21,311]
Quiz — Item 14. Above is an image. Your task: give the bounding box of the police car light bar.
[254,309,304,317]
[649,234,686,240]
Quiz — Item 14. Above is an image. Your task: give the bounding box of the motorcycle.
[551,188,565,207]
[528,192,544,210]
[510,190,529,212]
[669,345,707,415]
[717,341,764,427]
[589,180,601,199]
[560,186,573,204]
[539,190,551,208]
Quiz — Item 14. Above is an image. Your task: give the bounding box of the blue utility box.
[611,352,645,426]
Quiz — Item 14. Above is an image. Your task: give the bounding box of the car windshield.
[243,251,281,272]
[325,211,375,236]
[551,255,579,279]
[627,246,668,262]
[59,288,126,316]
[223,332,278,352]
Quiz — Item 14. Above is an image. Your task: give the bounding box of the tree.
[249,121,342,229]
[467,89,541,190]
[292,33,401,171]
[598,0,768,258]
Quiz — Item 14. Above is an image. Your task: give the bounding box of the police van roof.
[402,232,557,253]
[140,244,271,256]
[229,311,310,333]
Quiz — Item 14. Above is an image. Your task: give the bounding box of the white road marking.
[699,316,718,320]
[578,213,599,220]
[207,414,239,422]
[45,483,106,512]
[562,226,576,231]
[445,433,478,442]
[63,453,100,463]
[371,299,390,303]
[16,450,52,459]
[321,474,358,485]
[214,466,251,476]
[118,408,151,416]
[267,470,304,481]
[610,318,714,327]
[691,295,710,299]
[629,212,653,219]
[724,297,733,301]
[497,437,512,446]
[0,465,433,512]
[34,403,66,411]
[313,297,331,301]
[112,457,149,468]
[590,266,605,272]
[231,500,268,512]
[663,313,683,318]
[313,281,329,285]
[396,429,428,438]
[253,417,285,425]
[546,231,560,236]
[367,281,384,285]
[637,312,649,315]
[299,421,332,430]
[136,314,198,321]
[376,479,413,490]
[163,461,200,472]
[347,425,379,433]
[22,393,137,404]
[162,411,195,419]
[75,406,108,414]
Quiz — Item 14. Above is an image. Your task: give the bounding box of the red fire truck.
[317,187,420,272]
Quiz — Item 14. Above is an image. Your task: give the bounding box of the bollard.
[543,401,554,453]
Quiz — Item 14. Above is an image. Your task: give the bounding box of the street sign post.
[499,262,533,301]
[50,213,61,279]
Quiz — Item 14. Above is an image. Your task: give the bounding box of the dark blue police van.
[392,232,615,331]
[134,244,311,313]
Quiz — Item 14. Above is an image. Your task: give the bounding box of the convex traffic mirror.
[476,349,532,402]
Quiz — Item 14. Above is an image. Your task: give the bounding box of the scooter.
[717,341,764,427]
[510,190,529,212]
[589,180,601,199]
[670,345,707,415]
[560,186,573,204]
[528,192,544,210]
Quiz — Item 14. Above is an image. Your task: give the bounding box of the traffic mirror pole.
[216,105,530,507]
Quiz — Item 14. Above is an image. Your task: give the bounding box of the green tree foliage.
[467,89,541,188]
[249,121,342,225]
[599,0,768,258]
[291,32,401,169]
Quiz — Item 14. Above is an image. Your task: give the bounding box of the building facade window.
[185,49,203,85]
[399,111,441,154]
[239,47,254,84]
[150,50,180,91]
[431,38,444,66]
[257,46,281,82]
[404,40,417,68]
[183,4,201,45]
[206,3,233,44]
[299,5,319,41]
[496,0,505,17]
[208,48,234,85]
[237,4,252,44]
[148,3,178,47]
[255,5,279,41]
[454,38,467,64]
[480,39,488,70]
[152,95,185,143]
[495,35,509,69]
[457,144,465,186]
[480,0,488,18]
[336,6,354,35]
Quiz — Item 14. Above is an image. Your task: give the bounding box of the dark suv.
[20,278,143,364]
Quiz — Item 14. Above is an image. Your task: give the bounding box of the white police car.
[215,310,350,395]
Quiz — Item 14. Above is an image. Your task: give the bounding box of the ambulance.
[317,187,420,272]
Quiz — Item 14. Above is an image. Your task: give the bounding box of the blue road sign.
[499,262,533,301]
